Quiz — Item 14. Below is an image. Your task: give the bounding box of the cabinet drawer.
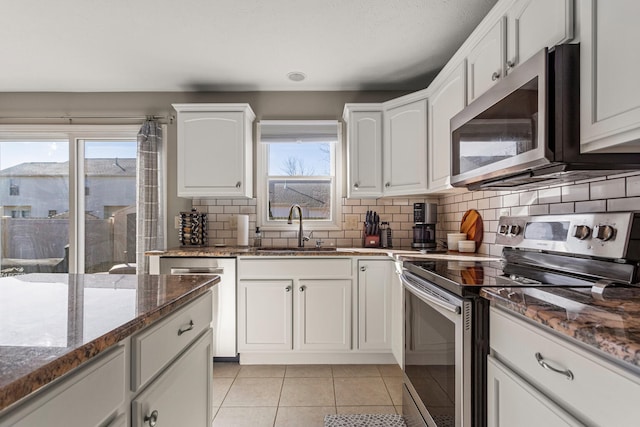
[239,258,352,279]
[131,291,213,391]
[1,346,125,427]
[490,307,640,426]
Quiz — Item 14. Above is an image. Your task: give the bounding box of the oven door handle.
[400,273,461,314]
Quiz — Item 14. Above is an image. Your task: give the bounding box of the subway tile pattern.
[192,172,640,255]
[439,172,640,256]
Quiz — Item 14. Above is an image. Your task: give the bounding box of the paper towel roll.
[237,214,249,246]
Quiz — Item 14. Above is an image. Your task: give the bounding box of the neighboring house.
[268,180,330,219]
[0,158,136,219]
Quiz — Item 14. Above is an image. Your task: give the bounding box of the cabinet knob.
[299,286,305,292]
[491,71,501,81]
[144,410,159,427]
[384,182,390,188]
[360,266,367,272]
[285,286,291,292]
[235,181,242,188]
[353,182,359,189]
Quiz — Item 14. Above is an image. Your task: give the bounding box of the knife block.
[362,225,380,248]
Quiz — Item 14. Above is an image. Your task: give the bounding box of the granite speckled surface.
[481,286,640,372]
[147,246,500,261]
[0,273,218,412]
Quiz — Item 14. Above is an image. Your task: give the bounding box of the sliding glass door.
[0,126,142,275]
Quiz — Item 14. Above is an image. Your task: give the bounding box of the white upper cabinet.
[467,17,506,104]
[383,97,429,196]
[173,103,255,198]
[580,0,640,153]
[466,0,573,103]
[505,0,574,73]
[343,105,383,198]
[428,62,466,191]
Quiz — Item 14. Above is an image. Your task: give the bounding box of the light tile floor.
[212,363,403,427]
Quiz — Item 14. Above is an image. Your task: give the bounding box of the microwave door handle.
[400,274,460,314]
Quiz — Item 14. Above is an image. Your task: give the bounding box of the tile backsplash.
[439,172,640,256]
[192,172,640,254]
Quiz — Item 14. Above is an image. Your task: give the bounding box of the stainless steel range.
[400,212,640,427]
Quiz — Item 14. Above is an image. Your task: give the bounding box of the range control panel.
[495,212,640,260]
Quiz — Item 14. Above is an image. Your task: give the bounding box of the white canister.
[237,214,249,246]
[447,233,467,251]
[458,240,476,253]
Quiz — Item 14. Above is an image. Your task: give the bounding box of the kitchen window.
[257,121,342,231]
[0,125,154,274]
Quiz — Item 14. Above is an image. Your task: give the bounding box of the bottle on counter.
[386,223,393,248]
[254,226,262,247]
[380,222,389,248]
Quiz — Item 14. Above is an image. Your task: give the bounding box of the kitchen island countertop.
[0,273,218,412]
[481,286,640,373]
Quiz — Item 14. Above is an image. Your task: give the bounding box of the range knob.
[572,225,591,240]
[507,225,521,236]
[593,224,615,241]
[498,224,509,235]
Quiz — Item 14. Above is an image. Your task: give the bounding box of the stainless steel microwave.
[450,44,640,191]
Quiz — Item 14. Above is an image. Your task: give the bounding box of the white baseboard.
[238,352,397,365]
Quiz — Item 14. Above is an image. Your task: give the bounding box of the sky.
[0,140,137,170]
[268,142,331,176]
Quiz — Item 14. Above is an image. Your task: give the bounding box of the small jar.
[254,226,262,247]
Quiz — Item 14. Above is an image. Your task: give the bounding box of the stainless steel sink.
[255,247,337,252]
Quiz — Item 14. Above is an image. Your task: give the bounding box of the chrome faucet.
[287,204,305,247]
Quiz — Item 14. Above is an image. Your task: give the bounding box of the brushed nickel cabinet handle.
[535,352,574,380]
[177,320,194,336]
[360,266,367,272]
[236,181,242,188]
[285,286,291,292]
[491,71,501,81]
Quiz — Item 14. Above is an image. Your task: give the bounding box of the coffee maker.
[412,203,437,249]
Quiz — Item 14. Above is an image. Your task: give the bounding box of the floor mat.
[324,414,407,427]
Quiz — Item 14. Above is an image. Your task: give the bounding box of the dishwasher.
[159,257,237,360]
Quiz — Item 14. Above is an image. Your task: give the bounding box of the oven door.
[401,271,472,427]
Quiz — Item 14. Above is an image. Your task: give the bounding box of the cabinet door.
[0,347,125,427]
[487,356,583,427]
[357,260,392,351]
[383,98,428,196]
[580,0,640,153]
[347,111,383,198]
[238,280,293,351]
[467,18,505,104]
[506,0,573,73]
[175,105,254,197]
[390,261,404,367]
[296,279,351,351]
[428,62,466,191]
[132,329,213,427]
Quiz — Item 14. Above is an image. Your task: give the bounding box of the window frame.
[256,120,343,231]
[0,124,167,273]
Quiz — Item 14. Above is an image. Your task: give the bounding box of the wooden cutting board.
[460,209,483,251]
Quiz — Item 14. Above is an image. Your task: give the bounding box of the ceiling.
[1,0,497,92]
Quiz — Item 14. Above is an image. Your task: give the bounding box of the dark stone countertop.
[0,273,218,412]
[481,286,640,373]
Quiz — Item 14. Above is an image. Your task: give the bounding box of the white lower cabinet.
[0,346,126,427]
[238,280,293,350]
[132,329,213,427]
[357,260,392,351]
[237,257,397,364]
[487,356,582,427]
[489,307,640,427]
[238,278,351,352]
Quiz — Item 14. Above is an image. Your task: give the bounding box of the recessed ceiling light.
[287,71,306,82]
